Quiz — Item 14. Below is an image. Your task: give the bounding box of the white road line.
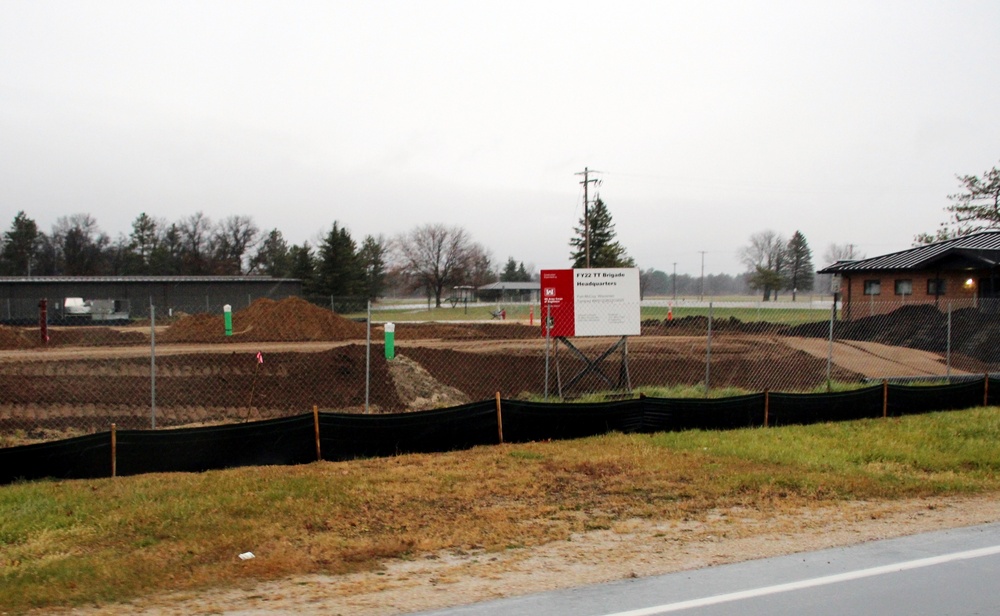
[602,544,1000,616]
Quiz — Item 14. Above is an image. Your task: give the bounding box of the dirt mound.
[783,304,1000,364]
[160,297,367,344]
[646,315,785,335]
[386,354,471,411]
[0,325,148,349]
[47,328,148,347]
[0,326,33,349]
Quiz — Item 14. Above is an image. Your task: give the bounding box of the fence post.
[150,305,156,429]
[946,303,952,382]
[544,304,551,401]
[313,405,322,461]
[111,423,117,478]
[495,392,504,444]
[705,302,713,395]
[764,389,769,427]
[826,299,836,391]
[882,379,888,418]
[365,300,371,414]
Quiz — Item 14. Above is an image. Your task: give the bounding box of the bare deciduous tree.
[212,215,260,274]
[394,224,478,307]
[739,230,787,301]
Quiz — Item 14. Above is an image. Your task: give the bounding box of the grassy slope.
[3,407,1000,612]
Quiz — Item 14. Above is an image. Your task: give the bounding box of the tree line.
[0,198,841,307]
[0,210,547,307]
[0,196,639,308]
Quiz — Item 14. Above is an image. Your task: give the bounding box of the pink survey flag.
[256,351,263,364]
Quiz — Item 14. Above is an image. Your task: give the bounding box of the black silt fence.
[768,387,885,426]
[501,399,645,443]
[319,401,499,460]
[115,415,318,477]
[886,380,986,417]
[642,394,765,432]
[2,379,999,485]
[0,433,110,483]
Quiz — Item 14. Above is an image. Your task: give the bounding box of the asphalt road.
[414,522,1000,616]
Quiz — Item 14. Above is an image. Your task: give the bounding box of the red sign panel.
[540,269,575,337]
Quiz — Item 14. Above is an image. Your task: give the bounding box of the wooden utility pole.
[575,167,601,268]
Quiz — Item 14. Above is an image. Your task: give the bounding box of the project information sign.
[540,268,641,337]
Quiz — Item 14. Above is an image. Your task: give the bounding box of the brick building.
[818,232,1000,320]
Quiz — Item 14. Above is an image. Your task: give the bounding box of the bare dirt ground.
[0,318,970,441]
[783,336,967,378]
[57,494,1000,616]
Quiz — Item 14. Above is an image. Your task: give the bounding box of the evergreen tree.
[358,234,388,301]
[569,198,635,268]
[499,258,532,282]
[288,242,318,294]
[128,213,160,273]
[785,231,814,300]
[251,229,292,277]
[1,211,40,275]
[316,222,362,297]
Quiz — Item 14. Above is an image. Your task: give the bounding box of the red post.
[38,298,48,344]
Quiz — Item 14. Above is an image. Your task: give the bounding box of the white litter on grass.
[238,552,255,561]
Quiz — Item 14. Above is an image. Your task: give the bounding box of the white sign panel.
[573,268,641,336]
[542,268,640,337]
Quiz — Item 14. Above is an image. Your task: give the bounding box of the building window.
[927,279,946,295]
[894,279,913,296]
[864,280,881,295]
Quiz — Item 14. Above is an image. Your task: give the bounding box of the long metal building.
[0,276,302,324]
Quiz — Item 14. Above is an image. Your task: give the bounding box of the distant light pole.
[672,262,677,301]
[699,251,706,301]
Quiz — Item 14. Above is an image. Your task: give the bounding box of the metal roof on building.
[477,281,540,291]
[818,231,1000,274]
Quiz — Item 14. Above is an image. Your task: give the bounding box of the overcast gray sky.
[2,1,999,276]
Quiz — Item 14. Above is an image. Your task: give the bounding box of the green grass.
[353,303,833,325]
[367,304,519,322]
[3,407,1000,612]
[530,381,890,402]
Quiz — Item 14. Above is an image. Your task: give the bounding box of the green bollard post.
[224,304,233,336]
[384,322,395,360]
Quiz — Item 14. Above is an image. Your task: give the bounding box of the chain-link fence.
[2,296,998,446]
